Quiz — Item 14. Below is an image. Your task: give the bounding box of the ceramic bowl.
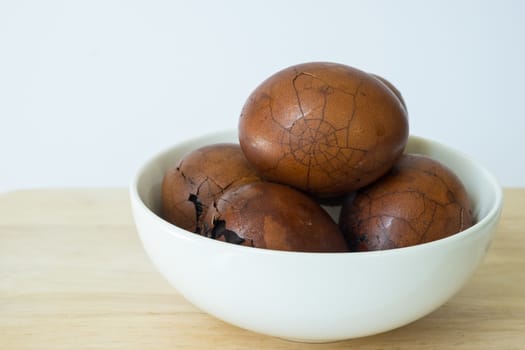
[129,129,502,342]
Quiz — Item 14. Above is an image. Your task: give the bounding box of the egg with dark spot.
[339,154,474,251]
[238,62,409,197]
[161,143,261,232]
[203,182,348,252]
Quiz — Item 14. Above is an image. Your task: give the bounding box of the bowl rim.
[129,130,503,258]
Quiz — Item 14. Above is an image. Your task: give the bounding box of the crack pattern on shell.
[340,154,474,251]
[239,62,408,196]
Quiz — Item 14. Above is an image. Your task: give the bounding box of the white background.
[1,0,524,193]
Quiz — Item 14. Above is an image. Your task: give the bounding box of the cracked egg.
[239,61,409,197]
[161,143,261,232]
[339,154,474,251]
[203,181,347,252]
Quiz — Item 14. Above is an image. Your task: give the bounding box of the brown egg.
[339,154,474,251]
[203,182,348,252]
[370,74,407,111]
[161,143,261,233]
[238,61,409,197]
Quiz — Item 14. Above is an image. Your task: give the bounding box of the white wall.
[1,0,524,193]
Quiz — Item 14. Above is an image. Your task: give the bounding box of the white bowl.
[129,129,502,342]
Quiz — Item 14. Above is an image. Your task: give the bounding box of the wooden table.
[1,188,524,349]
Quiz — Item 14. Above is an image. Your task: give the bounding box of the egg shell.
[239,61,409,197]
[204,181,348,252]
[161,143,261,232]
[339,154,474,251]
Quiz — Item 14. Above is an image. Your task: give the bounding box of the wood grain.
[1,188,524,349]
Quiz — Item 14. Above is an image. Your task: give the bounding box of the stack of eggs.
[161,62,473,252]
